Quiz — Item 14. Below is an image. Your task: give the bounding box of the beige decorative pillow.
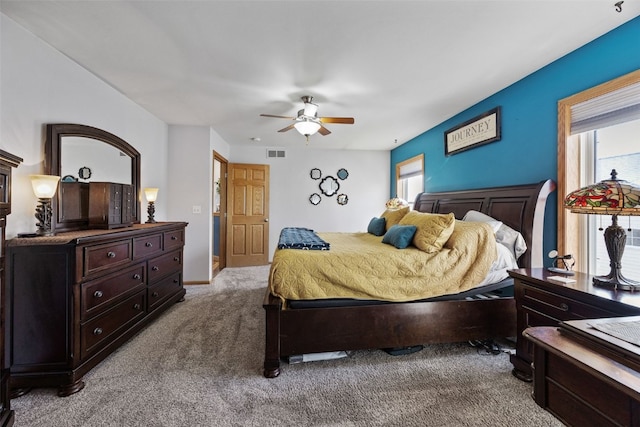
[399,211,456,253]
[380,206,410,232]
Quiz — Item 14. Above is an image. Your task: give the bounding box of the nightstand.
[509,268,640,381]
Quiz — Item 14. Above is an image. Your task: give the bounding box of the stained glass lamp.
[564,169,640,290]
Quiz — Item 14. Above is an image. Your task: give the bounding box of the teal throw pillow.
[367,217,386,236]
[382,224,417,249]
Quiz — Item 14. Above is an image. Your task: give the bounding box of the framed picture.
[444,107,501,156]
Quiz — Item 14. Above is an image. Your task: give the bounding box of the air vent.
[266,149,286,159]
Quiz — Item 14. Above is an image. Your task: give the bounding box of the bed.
[263,179,556,378]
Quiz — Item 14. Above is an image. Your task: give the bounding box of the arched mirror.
[45,123,141,232]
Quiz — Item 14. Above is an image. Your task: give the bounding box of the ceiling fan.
[260,96,355,141]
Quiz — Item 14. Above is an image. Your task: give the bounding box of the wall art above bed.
[444,107,501,156]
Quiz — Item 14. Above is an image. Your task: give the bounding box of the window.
[395,154,424,209]
[558,69,640,279]
[578,120,640,280]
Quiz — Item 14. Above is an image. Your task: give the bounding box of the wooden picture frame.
[444,107,501,156]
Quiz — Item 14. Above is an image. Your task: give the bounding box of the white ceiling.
[2,0,639,150]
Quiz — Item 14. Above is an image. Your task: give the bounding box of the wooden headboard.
[413,179,556,269]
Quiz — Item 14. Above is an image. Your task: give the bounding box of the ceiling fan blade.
[318,125,331,136]
[260,114,295,119]
[319,117,355,124]
[278,124,295,133]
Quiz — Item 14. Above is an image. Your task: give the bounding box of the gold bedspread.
[269,221,497,302]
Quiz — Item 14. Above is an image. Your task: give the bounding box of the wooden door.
[227,163,270,267]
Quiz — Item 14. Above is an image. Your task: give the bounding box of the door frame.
[213,151,228,272]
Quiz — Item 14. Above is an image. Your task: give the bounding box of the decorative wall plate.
[337,194,348,205]
[309,193,321,205]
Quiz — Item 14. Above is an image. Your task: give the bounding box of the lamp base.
[593,273,640,292]
[592,214,640,291]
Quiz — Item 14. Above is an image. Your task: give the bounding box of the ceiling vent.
[266,148,286,159]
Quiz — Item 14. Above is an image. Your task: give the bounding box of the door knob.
[264,218,269,222]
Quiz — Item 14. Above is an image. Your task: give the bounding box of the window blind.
[571,81,640,134]
[398,159,422,179]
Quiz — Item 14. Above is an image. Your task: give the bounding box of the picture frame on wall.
[444,107,501,156]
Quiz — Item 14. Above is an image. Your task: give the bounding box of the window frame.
[557,69,640,272]
[395,154,424,208]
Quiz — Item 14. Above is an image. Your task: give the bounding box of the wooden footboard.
[263,289,516,378]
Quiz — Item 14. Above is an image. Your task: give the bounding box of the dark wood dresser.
[5,222,187,397]
[525,319,640,427]
[0,150,22,426]
[509,268,640,381]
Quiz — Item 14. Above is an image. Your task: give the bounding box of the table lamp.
[30,174,60,236]
[144,187,159,223]
[564,169,640,290]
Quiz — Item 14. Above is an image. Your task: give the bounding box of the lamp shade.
[144,187,159,202]
[29,175,60,199]
[385,197,409,210]
[294,119,321,136]
[564,169,640,216]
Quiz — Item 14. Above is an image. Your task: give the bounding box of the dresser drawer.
[545,352,630,427]
[133,233,163,259]
[81,290,146,359]
[81,263,146,320]
[521,285,618,321]
[148,250,182,282]
[148,272,182,312]
[164,229,184,251]
[83,239,132,277]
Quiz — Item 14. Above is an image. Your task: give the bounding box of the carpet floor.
[11,265,563,426]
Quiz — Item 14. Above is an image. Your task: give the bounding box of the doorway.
[227,163,270,267]
[213,152,228,276]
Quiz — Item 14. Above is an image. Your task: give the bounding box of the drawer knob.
[171,236,177,240]
[133,303,141,310]
[133,274,141,280]
[107,251,116,258]
[93,327,103,335]
[145,242,153,247]
[559,303,569,312]
[173,279,179,284]
[152,266,159,271]
[152,292,159,297]
[93,290,103,298]
[173,256,179,262]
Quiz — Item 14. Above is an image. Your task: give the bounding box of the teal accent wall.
[391,16,640,259]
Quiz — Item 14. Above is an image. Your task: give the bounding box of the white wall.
[231,146,389,260]
[0,14,170,238]
[0,13,389,284]
[166,125,217,283]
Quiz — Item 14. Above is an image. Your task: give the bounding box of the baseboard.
[184,281,211,285]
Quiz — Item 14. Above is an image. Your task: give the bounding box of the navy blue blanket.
[277,227,330,250]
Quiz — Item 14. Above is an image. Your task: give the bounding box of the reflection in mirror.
[337,194,348,205]
[319,176,340,197]
[309,193,321,205]
[62,137,132,183]
[46,124,141,233]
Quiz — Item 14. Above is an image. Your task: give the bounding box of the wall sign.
[444,107,501,156]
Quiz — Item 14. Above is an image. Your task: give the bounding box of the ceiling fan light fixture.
[294,119,321,136]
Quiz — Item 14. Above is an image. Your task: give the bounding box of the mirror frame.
[45,123,141,233]
[319,176,340,197]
